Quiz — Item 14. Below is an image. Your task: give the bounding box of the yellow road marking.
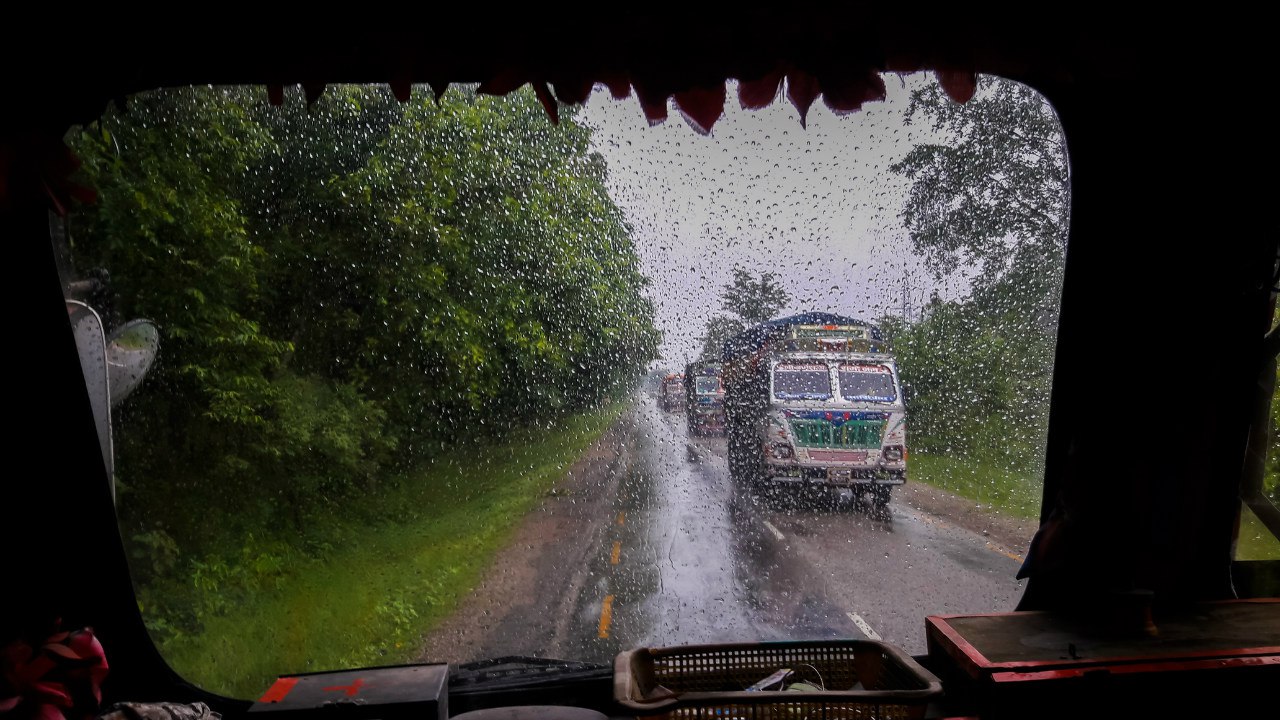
[986,541,1024,563]
[598,595,615,638]
[611,541,621,565]
[616,511,626,526]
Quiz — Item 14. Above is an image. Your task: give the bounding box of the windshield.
[773,363,833,401]
[838,364,897,402]
[60,75,1068,698]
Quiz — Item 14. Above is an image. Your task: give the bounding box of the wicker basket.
[614,640,942,720]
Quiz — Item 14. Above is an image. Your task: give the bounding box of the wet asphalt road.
[420,390,1027,664]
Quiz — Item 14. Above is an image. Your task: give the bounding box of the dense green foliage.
[892,76,1068,322]
[886,76,1067,472]
[882,300,1055,466]
[66,85,658,649]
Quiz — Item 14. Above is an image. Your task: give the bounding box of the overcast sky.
[577,73,974,368]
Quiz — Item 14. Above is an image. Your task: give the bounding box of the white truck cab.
[765,352,907,493]
[725,316,907,510]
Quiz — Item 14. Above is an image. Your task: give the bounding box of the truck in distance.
[659,372,685,412]
[722,312,907,510]
[684,360,726,436]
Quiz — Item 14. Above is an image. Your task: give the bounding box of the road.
[419,391,1032,665]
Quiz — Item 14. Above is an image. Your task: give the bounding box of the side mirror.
[107,319,160,406]
[68,301,159,504]
[68,301,113,494]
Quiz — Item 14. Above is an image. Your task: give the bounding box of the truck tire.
[727,428,745,482]
[871,484,891,516]
[728,426,762,489]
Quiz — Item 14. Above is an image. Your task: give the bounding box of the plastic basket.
[614,640,942,720]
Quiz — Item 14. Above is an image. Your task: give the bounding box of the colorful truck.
[722,312,907,509]
[683,360,726,435]
[659,372,685,412]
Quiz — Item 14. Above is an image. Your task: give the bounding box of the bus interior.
[4,13,1278,720]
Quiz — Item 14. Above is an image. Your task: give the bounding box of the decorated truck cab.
[723,313,907,509]
[659,372,685,412]
[684,360,726,435]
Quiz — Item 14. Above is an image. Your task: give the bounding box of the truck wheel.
[833,487,857,512]
[728,431,748,485]
[755,480,781,510]
[871,485,891,517]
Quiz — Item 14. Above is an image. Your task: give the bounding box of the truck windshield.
[773,364,833,400]
[696,377,721,394]
[838,364,897,402]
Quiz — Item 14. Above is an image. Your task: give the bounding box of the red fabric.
[302,82,326,108]
[738,70,785,110]
[551,77,595,106]
[674,84,727,135]
[0,626,108,720]
[390,75,413,103]
[476,69,527,97]
[0,52,973,213]
[532,82,560,124]
[785,70,822,128]
[630,79,670,126]
[937,69,978,103]
[600,72,632,100]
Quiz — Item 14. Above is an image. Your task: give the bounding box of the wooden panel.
[926,598,1280,681]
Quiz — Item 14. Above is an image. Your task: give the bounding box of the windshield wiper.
[448,657,614,714]
[449,656,610,690]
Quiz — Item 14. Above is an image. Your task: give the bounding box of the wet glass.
[58,73,1068,698]
[773,364,834,400]
[837,364,897,402]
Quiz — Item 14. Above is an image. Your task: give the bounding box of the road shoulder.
[898,480,1038,559]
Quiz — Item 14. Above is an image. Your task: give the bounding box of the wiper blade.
[449,656,611,691]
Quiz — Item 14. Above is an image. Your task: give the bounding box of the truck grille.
[788,418,884,449]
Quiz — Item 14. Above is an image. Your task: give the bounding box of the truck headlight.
[883,445,904,462]
[770,443,794,460]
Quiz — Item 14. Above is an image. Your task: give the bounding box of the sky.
[576,73,974,368]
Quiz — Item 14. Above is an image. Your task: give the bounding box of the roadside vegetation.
[887,78,1280,564]
[66,85,658,696]
[154,404,621,699]
[883,76,1065,486]
[908,453,1042,520]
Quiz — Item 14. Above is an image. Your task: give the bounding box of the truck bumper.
[764,466,906,487]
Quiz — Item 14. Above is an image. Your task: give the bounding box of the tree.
[67,84,660,545]
[699,314,745,361]
[886,76,1069,469]
[891,76,1069,322]
[696,268,791,360]
[721,267,790,325]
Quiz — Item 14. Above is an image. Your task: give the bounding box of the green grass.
[913,453,1280,561]
[154,403,623,699]
[909,451,1044,520]
[1236,504,1280,561]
